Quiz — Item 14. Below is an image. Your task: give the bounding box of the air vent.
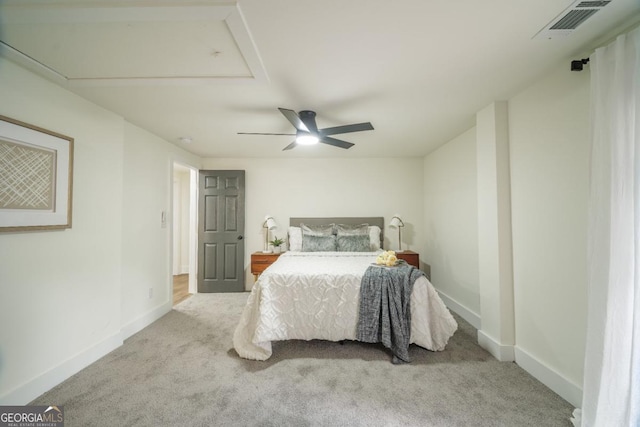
[534,0,611,39]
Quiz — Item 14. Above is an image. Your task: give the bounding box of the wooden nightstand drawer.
[251,252,282,277]
[396,250,419,268]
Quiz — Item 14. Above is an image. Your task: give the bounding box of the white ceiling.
[1,0,639,158]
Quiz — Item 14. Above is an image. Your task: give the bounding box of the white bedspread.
[233,251,458,360]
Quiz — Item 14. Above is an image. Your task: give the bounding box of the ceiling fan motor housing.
[298,110,318,133]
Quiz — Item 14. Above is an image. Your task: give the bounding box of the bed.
[233,217,458,361]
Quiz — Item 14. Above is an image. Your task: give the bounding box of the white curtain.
[577,26,640,427]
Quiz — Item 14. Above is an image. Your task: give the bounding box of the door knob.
[237,235,243,240]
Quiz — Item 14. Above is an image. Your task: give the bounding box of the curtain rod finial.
[571,58,590,71]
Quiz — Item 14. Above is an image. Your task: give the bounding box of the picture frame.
[0,115,74,232]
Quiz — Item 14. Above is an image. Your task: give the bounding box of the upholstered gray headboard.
[289,217,384,243]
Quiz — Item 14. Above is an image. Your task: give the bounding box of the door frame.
[171,160,199,296]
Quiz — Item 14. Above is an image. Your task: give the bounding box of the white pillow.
[369,226,381,251]
[288,226,303,251]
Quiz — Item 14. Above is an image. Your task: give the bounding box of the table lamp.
[389,214,405,251]
[263,215,277,253]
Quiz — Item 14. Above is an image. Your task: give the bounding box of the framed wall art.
[0,115,74,232]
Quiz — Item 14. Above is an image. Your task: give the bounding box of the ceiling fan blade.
[320,122,374,136]
[278,108,310,132]
[282,141,298,151]
[237,132,295,135]
[320,136,354,149]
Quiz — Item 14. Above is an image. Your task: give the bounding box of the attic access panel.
[2,21,250,79]
[0,2,267,85]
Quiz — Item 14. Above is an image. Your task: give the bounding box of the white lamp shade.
[264,216,277,230]
[389,215,404,228]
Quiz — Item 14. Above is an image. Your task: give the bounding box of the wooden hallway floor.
[173,274,191,306]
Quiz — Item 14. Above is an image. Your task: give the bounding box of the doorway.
[172,162,197,305]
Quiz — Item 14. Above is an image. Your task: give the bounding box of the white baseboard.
[0,332,123,405]
[121,301,172,340]
[180,265,189,275]
[435,289,482,330]
[514,346,582,407]
[477,330,515,362]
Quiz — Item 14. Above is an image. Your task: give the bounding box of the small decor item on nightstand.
[376,250,399,267]
[270,236,284,254]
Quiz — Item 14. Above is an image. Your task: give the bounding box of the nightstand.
[395,250,419,268]
[251,252,282,279]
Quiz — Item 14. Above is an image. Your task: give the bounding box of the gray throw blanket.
[356,262,425,364]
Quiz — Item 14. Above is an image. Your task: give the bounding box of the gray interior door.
[198,170,245,292]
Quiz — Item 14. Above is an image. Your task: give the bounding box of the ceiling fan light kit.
[296,133,319,145]
[238,107,374,151]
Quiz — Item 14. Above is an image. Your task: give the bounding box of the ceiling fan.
[238,108,374,150]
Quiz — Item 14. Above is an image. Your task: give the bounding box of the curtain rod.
[570,17,640,72]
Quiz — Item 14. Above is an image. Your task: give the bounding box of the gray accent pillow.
[302,234,337,252]
[336,223,369,236]
[301,223,335,236]
[337,235,370,252]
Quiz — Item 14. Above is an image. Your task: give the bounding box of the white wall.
[476,101,515,360]
[0,57,125,403]
[120,123,200,334]
[423,127,480,326]
[202,157,424,290]
[423,63,589,406]
[0,57,201,404]
[509,63,589,400]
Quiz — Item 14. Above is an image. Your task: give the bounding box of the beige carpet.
[33,292,573,426]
